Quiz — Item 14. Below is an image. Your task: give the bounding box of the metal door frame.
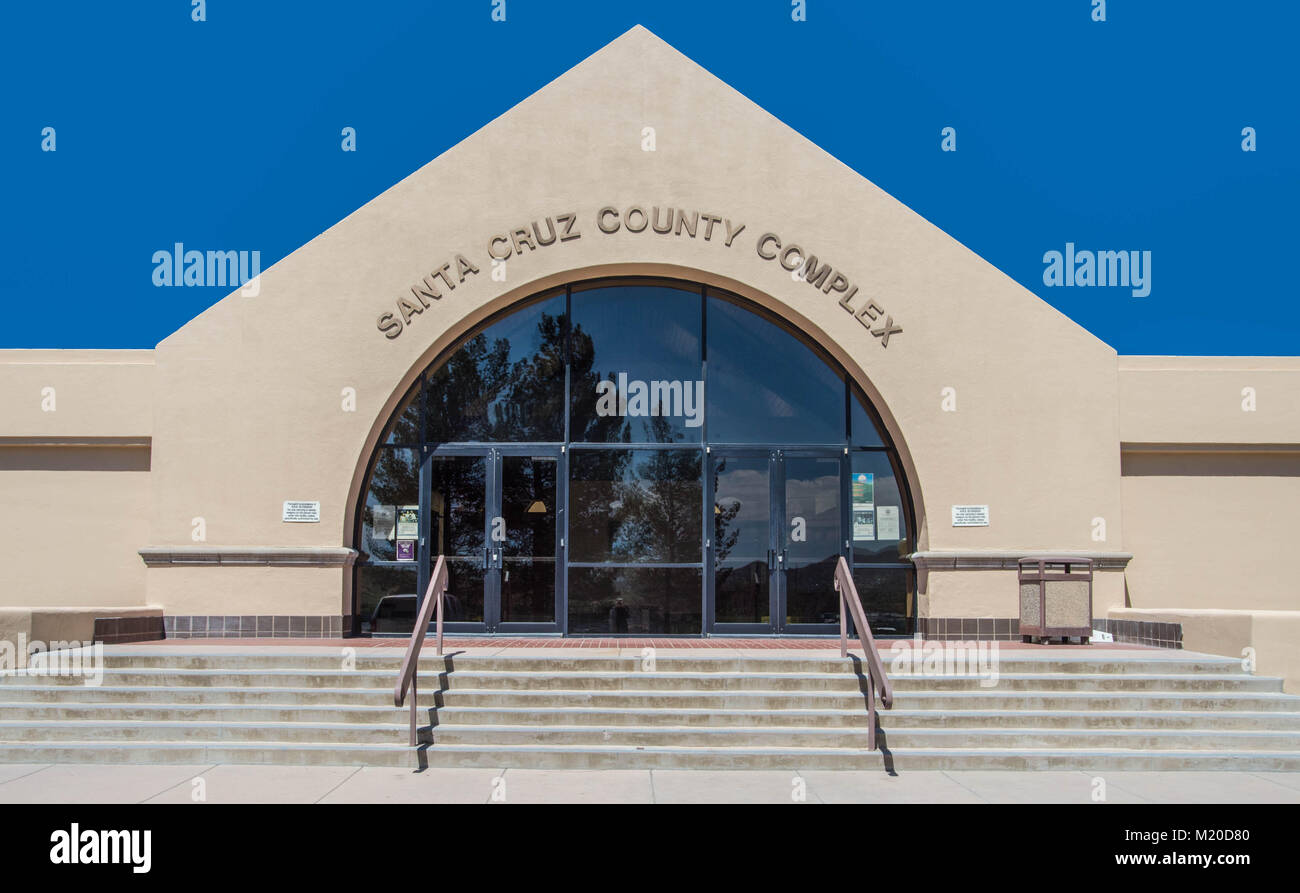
[421,444,564,634]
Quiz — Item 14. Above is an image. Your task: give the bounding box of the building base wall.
[0,605,162,648]
[916,557,1127,620]
[1109,607,1300,694]
[144,564,346,617]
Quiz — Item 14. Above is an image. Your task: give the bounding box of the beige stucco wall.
[0,445,152,609]
[0,351,155,615]
[924,565,1125,621]
[1120,450,1299,611]
[1117,359,1300,613]
[0,350,154,439]
[141,27,1124,618]
[1118,356,1300,445]
[146,566,343,617]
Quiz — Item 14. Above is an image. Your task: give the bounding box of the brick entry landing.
[134,637,1152,650]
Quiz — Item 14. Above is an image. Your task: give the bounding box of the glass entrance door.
[708,450,844,634]
[777,452,843,633]
[424,448,561,634]
[496,451,561,632]
[709,451,776,634]
[426,453,489,629]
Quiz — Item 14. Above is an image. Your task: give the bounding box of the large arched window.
[355,278,915,637]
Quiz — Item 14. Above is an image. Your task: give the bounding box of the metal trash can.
[1018,557,1093,644]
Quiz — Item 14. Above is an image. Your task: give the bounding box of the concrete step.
[0,720,405,745]
[421,686,1299,710]
[1,682,1290,712]
[428,705,1300,731]
[3,738,1298,771]
[421,722,1300,751]
[886,689,1300,711]
[8,696,1300,732]
[1,668,1280,693]
[869,708,1300,730]
[0,701,408,723]
[0,741,415,767]
[0,684,394,706]
[406,743,1300,771]
[6,718,1294,752]
[5,701,1299,733]
[2,682,1296,714]
[90,653,1249,676]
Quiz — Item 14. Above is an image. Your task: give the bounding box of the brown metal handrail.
[833,556,894,750]
[393,555,448,746]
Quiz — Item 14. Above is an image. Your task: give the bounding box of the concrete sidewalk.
[1,763,1298,804]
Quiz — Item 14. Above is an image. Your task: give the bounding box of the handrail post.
[395,555,449,749]
[867,681,876,751]
[409,673,418,746]
[436,579,444,657]
[834,556,894,752]
[839,582,848,659]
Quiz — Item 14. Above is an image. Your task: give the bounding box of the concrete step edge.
[3,669,1275,683]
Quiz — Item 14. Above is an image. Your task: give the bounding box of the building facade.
[1,29,1297,684]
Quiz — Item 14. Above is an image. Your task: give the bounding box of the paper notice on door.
[853,508,875,541]
[372,505,396,541]
[851,472,874,508]
[396,505,419,539]
[852,472,875,541]
[877,505,900,541]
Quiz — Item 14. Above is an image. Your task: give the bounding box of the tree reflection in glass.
[569,444,702,563]
[569,285,703,444]
[425,293,567,443]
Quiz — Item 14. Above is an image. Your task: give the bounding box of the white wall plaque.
[283,501,321,523]
[951,505,989,527]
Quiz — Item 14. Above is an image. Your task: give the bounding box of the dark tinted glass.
[500,456,557,623]
[381,387,420,445]
[357,566,418,635]
[569,284,703,443]
[567,566,702,634]
[713,454,771,624]
[782,456,841,624]
[850,451,909,562]
[429,455,487,622]
[851,567,913,636]
[850,385,887,447]
[429,456,486,554]
[361,447,419,562]
[569,448,703,563]
[425,292,566,443]
[706,295,845,444]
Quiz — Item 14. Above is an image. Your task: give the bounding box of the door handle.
[482,547,490,570]
[767,549,775,571]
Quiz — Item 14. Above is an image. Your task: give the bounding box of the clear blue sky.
[1,1,1295,354]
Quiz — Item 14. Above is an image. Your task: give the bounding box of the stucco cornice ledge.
[139,546,359,568]
[908,551,1133,571]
